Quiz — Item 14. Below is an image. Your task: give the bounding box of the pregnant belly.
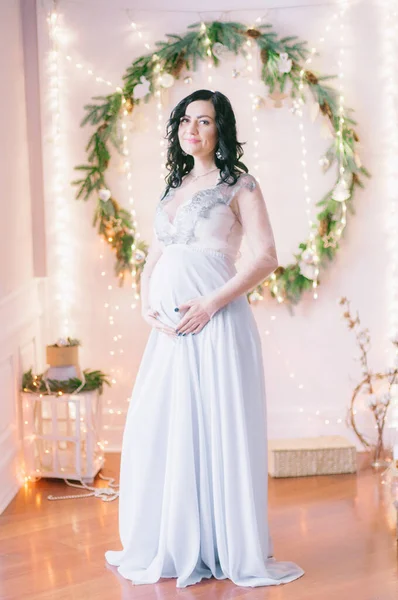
[148,244,236,328]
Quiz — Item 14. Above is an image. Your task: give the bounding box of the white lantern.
[21,389,104,484]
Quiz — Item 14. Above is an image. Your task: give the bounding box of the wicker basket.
[46,345,79,367]
[268,435,357,478]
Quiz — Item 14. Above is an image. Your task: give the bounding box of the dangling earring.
[216,148,223,160]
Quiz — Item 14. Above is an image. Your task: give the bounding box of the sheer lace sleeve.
[234,174,278,265]
[205,174,279,317]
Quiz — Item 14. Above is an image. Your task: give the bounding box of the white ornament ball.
[332,179,350,202]
[298,261,317,280]
[159,73,175,88]
[99,188,111,201]
[212,42,228,59]
[183,75,192,84]
[301,248,315,264]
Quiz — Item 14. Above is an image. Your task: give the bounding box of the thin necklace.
[190,167,218,182]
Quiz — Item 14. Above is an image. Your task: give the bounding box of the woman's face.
[178,99,218,160]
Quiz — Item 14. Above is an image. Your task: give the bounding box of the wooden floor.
[0,453,397,600]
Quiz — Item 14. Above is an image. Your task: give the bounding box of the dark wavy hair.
[162,89,248,197]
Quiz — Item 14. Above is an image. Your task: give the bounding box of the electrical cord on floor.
[47,473,119,502]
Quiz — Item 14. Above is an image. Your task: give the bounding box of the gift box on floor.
[268,435,357,478]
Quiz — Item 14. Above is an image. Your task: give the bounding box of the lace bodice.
[154,173,257,262]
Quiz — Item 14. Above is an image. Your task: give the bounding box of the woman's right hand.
[142,308,178,338]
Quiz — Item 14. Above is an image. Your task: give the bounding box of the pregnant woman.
[105,88,305,588]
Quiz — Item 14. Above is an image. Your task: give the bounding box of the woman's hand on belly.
[143,308,178,338]
[175,296,218,335]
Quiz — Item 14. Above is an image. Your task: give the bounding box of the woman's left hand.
[175,296,218,335]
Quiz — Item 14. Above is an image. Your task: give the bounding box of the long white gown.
[105,173,305,588]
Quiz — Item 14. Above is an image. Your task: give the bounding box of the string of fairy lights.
[380,0,398,441]
[296,47,320,302]
[64,54,114,87]
[291,3,349,304]
[45,5,126,443]
[101,16,165,431]
[250,4,350,426]
[332,0,349,247]
[382,1,398,369]
[44,4,362,449]
[200,22,213,85]
[99,97,137,428]
[46,8,76,340]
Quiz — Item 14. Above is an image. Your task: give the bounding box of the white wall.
[32,0,395,450]
[0,0,47,513]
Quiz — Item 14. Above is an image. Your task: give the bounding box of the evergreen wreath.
[73,20,369,305]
